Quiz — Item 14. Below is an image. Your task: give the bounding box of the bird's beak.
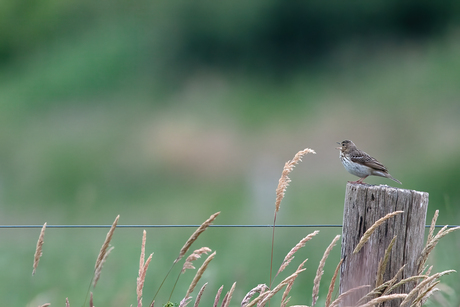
[336,142,342,150]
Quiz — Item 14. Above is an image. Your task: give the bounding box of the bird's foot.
[348,177,367,184]
[348,180,366,184]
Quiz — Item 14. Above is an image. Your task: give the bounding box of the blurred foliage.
[2,0,460,104]
[1,0,460,75]
[0,1,460,306]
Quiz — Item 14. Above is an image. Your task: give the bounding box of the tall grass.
[30,149,458,307]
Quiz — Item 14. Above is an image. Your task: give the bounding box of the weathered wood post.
[339,183,429,306]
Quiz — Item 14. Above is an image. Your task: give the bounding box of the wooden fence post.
[339,183,429,306]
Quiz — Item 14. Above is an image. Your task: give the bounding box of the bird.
[336,140,402,185]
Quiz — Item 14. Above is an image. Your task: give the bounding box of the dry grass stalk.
[325,258,343,307]
[257,269,306,307]
[281,259,308,307]
[417,224,460,274]
[418,287,441,307]
[357,294,408,307]
[139,230,146,271]
[39,304,51,307]
[411,266,433,307]
[411,281,440,307]
[194,282,208,307]
[280,296,291,307]
[245,274,297,307]
[275,148,316,213]
[357,283,390,305]
[353,211,403,254]
[329,285,370,307]
[182,247,212,273]
[417,224,447,273]
[138,255,154,303]
[152,215,217,305]
[90,292,94,307]
[243,289,269,307]
[277,231,319,276]
[241,284,269,307]
[179,296,192,307]
[213,285,224,307]
[175,212,220,264]
[185,251,216,298]
[93,245,114,287]
[381,264,406,295]
[312,235,340,307]
[399,270,455,307]
[375,235,397,288]
[220,292,229,307]
[221,282,236,307]
[427,210,439,244]
[66,297,70,307]
[384,275,426,296]
[95,215,119,270]
[137,230,154,307]
[356,265,407,306]
[422,265,433,276]
[32,222,47,276]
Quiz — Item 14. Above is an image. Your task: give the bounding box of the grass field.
[0,23,460,306]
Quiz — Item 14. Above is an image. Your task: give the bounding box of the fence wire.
[0,224,456,229]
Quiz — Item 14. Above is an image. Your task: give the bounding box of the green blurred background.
[1,1,460,306]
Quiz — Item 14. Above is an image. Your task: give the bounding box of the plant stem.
[150,262,175,306]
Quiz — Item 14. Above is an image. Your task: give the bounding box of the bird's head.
[336,140,356,152]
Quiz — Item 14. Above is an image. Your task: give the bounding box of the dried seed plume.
[329,285,370,307]
[275,148,316,213]
[417,216,460,274]
[33,222,47,276]
[277,230,319,276]
[325,258,343,307]
[353,211,403,254]
[257,269,306,307]
[185,251,216,298]
[179,296,192,307]
[194,282,208,307]
[137,230,154,307]
[95,215,119,270]
[213,285,224,307]
[221,282,236,307]
[241,284,269,307]
[312,235,340,306]
[375,235,397,288]
[175,212,220,264]
[281,259,308,307]
[182,247,212,273]
[93,246,114,288]
[358,294,408,307]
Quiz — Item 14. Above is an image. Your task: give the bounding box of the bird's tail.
[386,173,402,185]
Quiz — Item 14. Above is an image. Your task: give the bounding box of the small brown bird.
[336,140,402,185]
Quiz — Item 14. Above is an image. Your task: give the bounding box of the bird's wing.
[350,151,388,172]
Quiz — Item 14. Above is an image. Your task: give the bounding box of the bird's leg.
[349,176,368,184]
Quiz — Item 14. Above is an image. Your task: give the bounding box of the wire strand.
[0,224,456,229]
